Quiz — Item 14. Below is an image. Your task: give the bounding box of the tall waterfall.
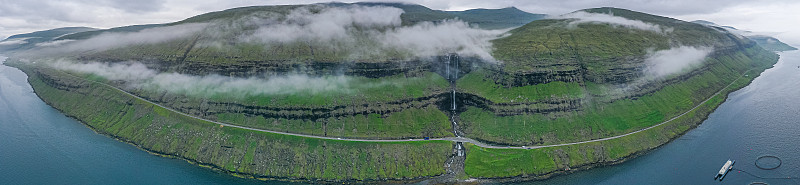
[452,90,456,110]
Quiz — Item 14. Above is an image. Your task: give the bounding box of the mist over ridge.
[237,5,507,61]
[50,60,392,98]
[556,11,670,33]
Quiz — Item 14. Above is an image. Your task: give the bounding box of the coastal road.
[56,67,753,149]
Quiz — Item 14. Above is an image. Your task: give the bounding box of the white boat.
[714,159,735,181]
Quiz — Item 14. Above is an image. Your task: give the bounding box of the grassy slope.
[15,63,452,181]
[491,8,735,74]
[105,71,453,139]
[121,72,451,107]
[459,7,762,145]
[460,7,780,178]
[49,66,454,139]
[457,69,584,103]
[461,49,768,145]
[464,48,777,178]
[215,105,454,139]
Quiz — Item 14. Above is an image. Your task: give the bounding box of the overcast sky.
[1,0,798,46]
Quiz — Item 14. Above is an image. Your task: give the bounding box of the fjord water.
[2,50,799,185]
[522,50,800,185]
[0,56,269,185]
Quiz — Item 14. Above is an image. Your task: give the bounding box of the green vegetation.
[117,71,451,139]
[460,8,780,179]
[461,48,776,145]
[457,69,583,103]
[492,7,740,79]
[491,19,669,73]
[66,67,451,139]
[464,143,556,177]
[139,72,450,106]
[16,63,453,181]
[464,56,773,178]
[216,105,453,139]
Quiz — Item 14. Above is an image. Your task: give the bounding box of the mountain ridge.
[48,3,542,43]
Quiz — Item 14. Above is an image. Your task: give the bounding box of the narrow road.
[467,69,754,149]
[56,67,753,149]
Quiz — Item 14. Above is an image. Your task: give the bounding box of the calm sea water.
[2,50,799,185]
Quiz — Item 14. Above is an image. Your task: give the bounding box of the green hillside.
[460,6,772,145]
[3,4,781,183]
[456,7,778,179]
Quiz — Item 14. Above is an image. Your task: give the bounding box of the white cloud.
[49,60,375,97]
[22,23,206,56]
[644,46,712,78]
[244,5,505,61]
[378,20,506,61]
[1,0,797,51]
[34,39,76,47]
[673,1,800,47]
[0,37,32,45]
[247,5,404,43]
[558,11,668,33]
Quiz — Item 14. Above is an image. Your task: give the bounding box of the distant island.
[692,20,797,51]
